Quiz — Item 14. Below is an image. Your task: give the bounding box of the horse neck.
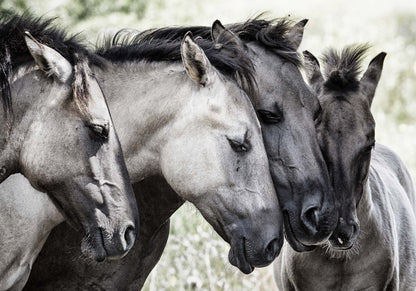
[133,176,184,236]
[354,162,384,248]
[357,175,373,227]
[0,174,64,289]
[95,61,191,183]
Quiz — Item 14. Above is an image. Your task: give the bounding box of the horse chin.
[283,212,316,252]
[228,237,254,274]
[328,238,355,250]
[330,244,354,251]
[80,228,108,262]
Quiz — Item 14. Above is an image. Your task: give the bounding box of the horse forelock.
[72,54,94,120]
[322,44,370,92]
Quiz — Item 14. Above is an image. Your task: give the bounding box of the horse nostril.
[264,238,280,261]
[351,221,360,238]
[123,225,136,251]
[301,206,320,234]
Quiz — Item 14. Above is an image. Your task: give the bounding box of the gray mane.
[322,44,370,91]
[227,15,301,66]
[112,14,301,67]
[96,30,258,97]
[0,11,105,118]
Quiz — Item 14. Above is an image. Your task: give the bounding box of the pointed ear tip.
[24,32,41,48]
[183,31,194,42]
[303,50,313,58]
[372,52,387,63]
[213,19,223,26]
[24,34,32,42]
[300,19,309,26]
[24,35,37,48]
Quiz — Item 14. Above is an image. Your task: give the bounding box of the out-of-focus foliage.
[144,203,274,291]
[0,0,150,38]
[1,1,415,290]
[65,0,148,22]
[381,12,416,124]
[0,0,149,19]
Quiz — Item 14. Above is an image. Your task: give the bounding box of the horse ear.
[181,31,213,87]
[360,52,386,105]
[25,32,73,83]
[286,19,308,50]
[303,50,324,95]
[211,20,243,47]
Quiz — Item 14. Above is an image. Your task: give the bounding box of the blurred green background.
[2,0,415,290]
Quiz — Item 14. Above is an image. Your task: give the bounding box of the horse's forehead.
[208,81,260,129]
[251,54,307,108]
[322,96,373,137]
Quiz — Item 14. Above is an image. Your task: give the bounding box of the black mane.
[0,11,105,117]
[122,15,301,67]
[96,29,257,97]
[322,44,370,92]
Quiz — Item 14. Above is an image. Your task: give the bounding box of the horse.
[274,45,416,290]
[25,17,338,290]
[0,12,139,289]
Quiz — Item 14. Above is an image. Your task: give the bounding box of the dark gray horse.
[24,17,337,290]
[274,46,416,290]
[0,12,139,287]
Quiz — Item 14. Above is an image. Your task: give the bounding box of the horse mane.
[322,44,370,92]
[228,15,301,66]
[122,14,301,67]
[96,29,258,97]
[0,11,105,118]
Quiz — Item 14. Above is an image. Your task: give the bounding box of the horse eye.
[88,124,109,139]
[228,139,250,153]
[257,109,282,124]
[363,141,375,153]
[313,104,322,121]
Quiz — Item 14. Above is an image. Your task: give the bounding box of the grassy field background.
[2,0,416,290]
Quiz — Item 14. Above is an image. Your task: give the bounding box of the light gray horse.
[4,17,283,290]
[274,46,416,290]
[0,13,139,289]
[25,18,338,290]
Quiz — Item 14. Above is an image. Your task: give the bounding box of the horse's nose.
[263,238,280,262]
[331,219,360,249]
[243,222,283,267]
[300,204,320,235]
[123,223,136,251]
[120,222,136,253]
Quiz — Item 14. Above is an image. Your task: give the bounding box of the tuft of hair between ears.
[322,44,370,92]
